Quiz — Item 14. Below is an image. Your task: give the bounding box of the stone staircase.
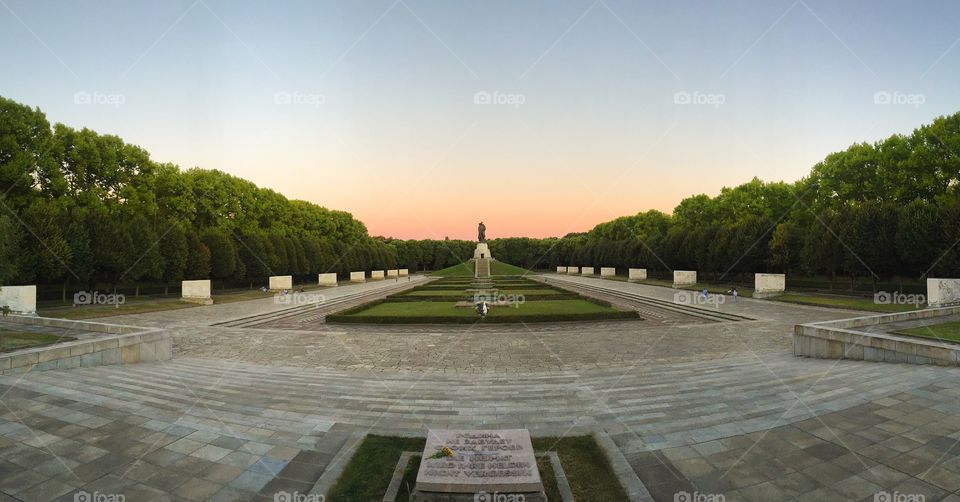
[475,258,491,278]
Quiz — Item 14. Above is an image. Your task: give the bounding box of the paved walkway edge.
[594,431,653,502]
[311,431,366,496]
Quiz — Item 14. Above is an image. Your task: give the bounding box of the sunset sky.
[3,0,960,240]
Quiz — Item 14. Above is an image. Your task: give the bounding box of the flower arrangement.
[428,446,454,459]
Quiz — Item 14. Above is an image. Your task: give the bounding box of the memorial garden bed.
[894,321,960,343]
[0,329,75,352]
[327,434,627,501]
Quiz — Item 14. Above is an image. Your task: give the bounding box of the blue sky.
[2,0,959,239]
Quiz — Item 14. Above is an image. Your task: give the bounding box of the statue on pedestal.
[477,221,486,243]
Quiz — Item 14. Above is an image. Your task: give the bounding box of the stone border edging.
[794,306,960,365]
[311,431,365,497]
[594,431,653,502]
[0,314,169,374]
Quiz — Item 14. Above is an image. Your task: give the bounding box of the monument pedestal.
[473,243,492,260]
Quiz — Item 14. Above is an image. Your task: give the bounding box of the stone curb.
[593,431,653,502]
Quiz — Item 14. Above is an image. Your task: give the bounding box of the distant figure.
[478,221,486,243]
[730,287,738,303]
[701,288,709,299]
[476,301,489,318]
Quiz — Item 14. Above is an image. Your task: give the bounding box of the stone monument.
[412,429,546,501]
[473,221,493,278]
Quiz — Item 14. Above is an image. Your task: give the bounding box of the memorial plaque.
[415,429,543,494]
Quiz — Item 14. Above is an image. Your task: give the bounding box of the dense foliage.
[2,95,958,291]
[488,112,960,288]
[0,96,472,287]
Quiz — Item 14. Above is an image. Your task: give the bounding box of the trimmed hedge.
[326,310,640,324]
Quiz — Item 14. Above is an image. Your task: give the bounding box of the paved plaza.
[1,276,960,501]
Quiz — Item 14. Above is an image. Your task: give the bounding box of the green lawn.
[431,261,531,277]
[343,299,616,317]
[328,434,626,501]
[772,293,922,313]
[894,321,960,343]
[0,330,76,352]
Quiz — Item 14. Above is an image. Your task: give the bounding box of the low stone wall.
[600,267,616,277]
[557,266,567,273]
[0,316,170,375]
[581,267,595,276]
[269,275,293,290]
[673,270,696,287]
[399,269,409,277]
[319,273,338,286]
[928,278,960,307]
[0,285,36,314]
[371,270,385,280]
[350,271,365,283]
[566,267,579,275]
[628,269,647,281]
[181,280,212,305]
[794,307,960,366]
[754,273,785,299]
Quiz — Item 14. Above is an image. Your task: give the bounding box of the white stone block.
[473,243,493,260]
[350,271,365,283]
[269,275,293,290]
[628,268,647,281]
[557,266,567,273]
[566,267,579,275]
[387,269,399,278]
[371,270,385,280]
[673,270,697,287]
[581,267,595,276]
[181,280,212,305]
[0,285,36,314]
[754,273,786,298]
[318,273,338,286]
[600,267,616,277]
[928,278,960,307]
[399,269,409,276]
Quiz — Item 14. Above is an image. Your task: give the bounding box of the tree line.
[3,95,959,292]
[0,96,474,289]
[488,112,960,290]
